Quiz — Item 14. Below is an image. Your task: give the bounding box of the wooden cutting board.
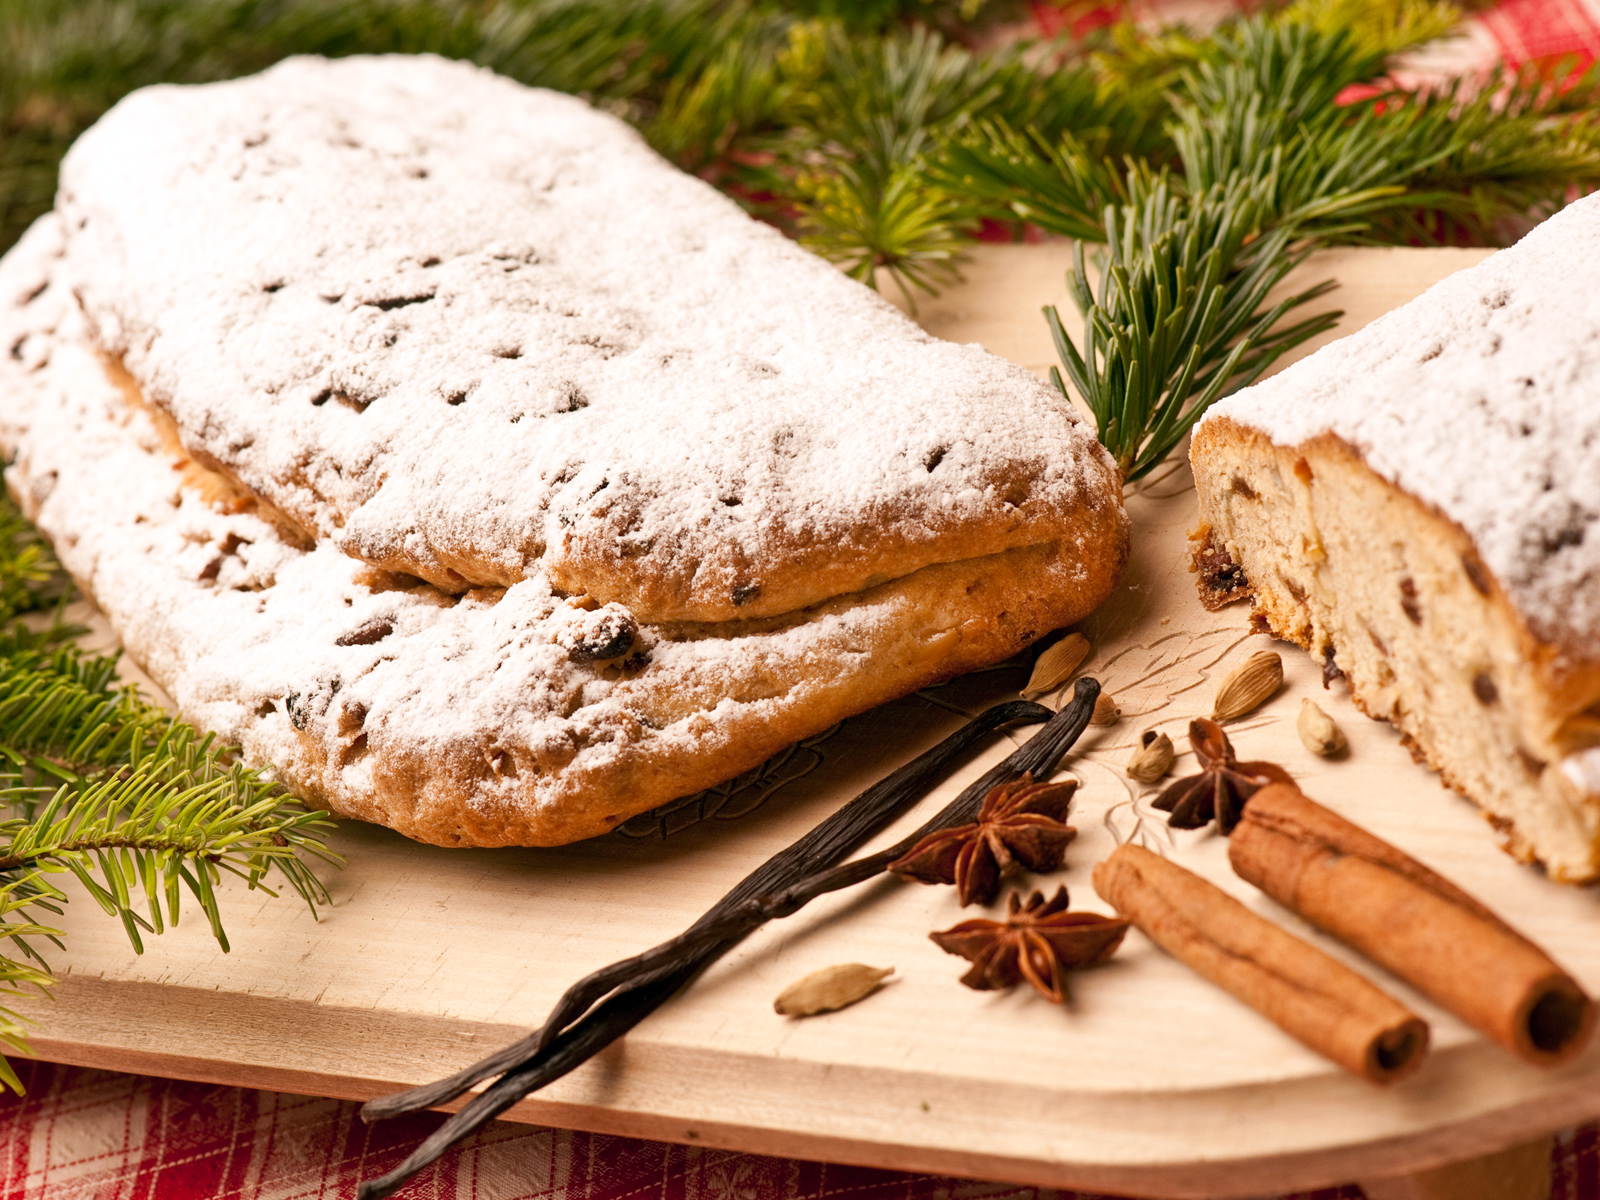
[20,243,1599,1200]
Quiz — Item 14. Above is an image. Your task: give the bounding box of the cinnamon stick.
[1093,843,1428,1084]
[1229,783,1596,1067]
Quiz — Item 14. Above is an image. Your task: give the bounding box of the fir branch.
[0,493,339,1092]
[0,902,53,1093]
[0,638,339,918]
[1045,176,1340,482]
[1360,61,1600,244]
[986,54,1166,161]
[1168,19,1391,195]
[0,653,340,1090]
[473,0,727,102]
[1277,0,1464,61]
[778,0,997,32]
[794,157,971,302]
[0,493,60,621]
[0,724,338,946]
[638,9,792,173]
[927,119,1121,241]
[781,21,1005,294]
[1024,13,1600,482]
[1162,20,1600,243]
[1090,0,1460,98]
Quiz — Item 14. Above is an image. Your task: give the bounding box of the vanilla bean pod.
[357,680,1099,1200]
[363,696,1049,1123]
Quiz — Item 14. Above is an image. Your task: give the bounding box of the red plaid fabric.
[1033,0,1600,75]
[0,1062,1371,1200]
[6,1060,1600,1199]
[5,2,1600,1198]
[1481,0,1600,68]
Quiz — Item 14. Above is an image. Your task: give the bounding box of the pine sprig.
[928,119,1121,242]
[640,9,793,173]
[1015,10,1600,483]
[1280,0,1465,60]
[794,158,973,300]
[781,22,1006,299]
[1167,19,1391,199]
[784,24,1168,299]
[0,496,339,1092]
[0,722,337,949]
[0,493,62,621]
[1046,176,1341,482]
[1166,22,1600,243]
[1360,61,1600,244]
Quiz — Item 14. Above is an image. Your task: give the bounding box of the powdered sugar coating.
[3,216,1115,846]
[1207,196,1600,659]
[57,54,1112,622]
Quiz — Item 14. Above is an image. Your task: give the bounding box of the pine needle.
[0,495,339,1091]
[1046,174,1341,482]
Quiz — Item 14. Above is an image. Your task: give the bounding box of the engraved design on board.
[614,722,845,839]
[1036,625,1258,837]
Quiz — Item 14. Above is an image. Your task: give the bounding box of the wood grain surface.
[25,243,1600,1200]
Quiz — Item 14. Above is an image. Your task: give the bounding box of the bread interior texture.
[1192,417,1600,882]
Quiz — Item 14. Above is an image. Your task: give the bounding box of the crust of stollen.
[536,467,1126,625]
[179,413,1127,629]
[98,355,317,552]
[110,310,1125,627]
[288,537,1124,847]
[12,335,1128,849]
[1191,415,1600,879]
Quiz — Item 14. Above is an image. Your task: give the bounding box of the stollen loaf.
[1,56,1127,848]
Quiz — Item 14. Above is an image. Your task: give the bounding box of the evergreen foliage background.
[2,0,1597,281]
[0,499,337,1091]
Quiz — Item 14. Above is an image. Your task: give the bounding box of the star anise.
[1152,717,1294,834]
[929,886,1129,1003]
[887,772,1077,906]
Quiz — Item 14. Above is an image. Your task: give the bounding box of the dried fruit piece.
[1297,698,1347,756]
[1022,633,1090,699]
[1090,692,1120,726]
[774,963,895,1016]
[1212,650,1284,721]
[1127,729,1175,783]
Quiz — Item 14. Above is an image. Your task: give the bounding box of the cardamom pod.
[1212,650,1283,721]
[1022,632,1090,699]
[773,963,894,1017]
[1090,691,1120,726]
[1297,698,1347,756]
[1126,729,1175,783]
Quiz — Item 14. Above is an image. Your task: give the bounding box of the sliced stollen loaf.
[1190,197,1600,881]
[1,57,1128,849]
[56,53,1122,624]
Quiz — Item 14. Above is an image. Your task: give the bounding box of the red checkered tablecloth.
[5,2,1600,1197]
[0,1059,1373,1200]
[8,1058,1600,1200]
